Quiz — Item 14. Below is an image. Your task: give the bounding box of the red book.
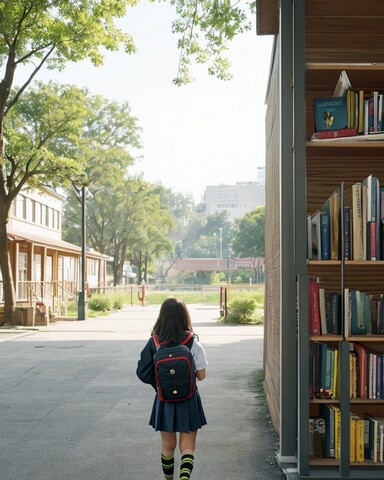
[314,128,357,140]
[309,279,321,335]
[354,343,368,400]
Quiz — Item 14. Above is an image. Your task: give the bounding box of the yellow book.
[350,416,356,462]
[333,349,338,399]
[355,417,365,463]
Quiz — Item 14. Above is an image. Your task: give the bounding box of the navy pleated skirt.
[149,388,207,432]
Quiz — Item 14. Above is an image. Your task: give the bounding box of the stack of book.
[344,288,384,336]
[308,279,341,336]
[308,188,340,260]
[309,342,338,399]
[312,70,384,140]
[310,410,384,463]
[350,343,384,400]
[308,175,384,261]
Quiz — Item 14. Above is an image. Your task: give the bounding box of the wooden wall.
[263,42,281,432]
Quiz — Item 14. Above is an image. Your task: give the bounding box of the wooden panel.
[264,48,280,433]
[306,146,384,213]
[306,0,384,17]
[256,0,279,35]
[305,2,384,63]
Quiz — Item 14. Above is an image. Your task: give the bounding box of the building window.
[16,195,27,219]
[35,202,41,224]
[26,198,35,222]
[18,252,28,300]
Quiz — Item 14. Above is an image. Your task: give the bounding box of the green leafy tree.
[186,211,233,258]
[231,206,265,279]
[0,0,137,322]
[169,0,252,84]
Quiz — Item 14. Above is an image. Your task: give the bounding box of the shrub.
[88,294,111,312]
[112,296,124,309]
[226,295,257,324]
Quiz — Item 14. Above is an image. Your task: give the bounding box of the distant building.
[2,187,108,322]
[203,168,265,221]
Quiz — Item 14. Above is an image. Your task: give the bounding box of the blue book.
[320,404,335,458]
[313,96,348,132]
[320,211,330,260]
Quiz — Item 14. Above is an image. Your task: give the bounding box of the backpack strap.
[152,332,194,348]
[180,331,194,346]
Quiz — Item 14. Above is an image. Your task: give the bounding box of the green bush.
[88,294,111,312]
[111,295,124,309]
[226,295,257,324]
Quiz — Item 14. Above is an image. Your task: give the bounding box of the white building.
[2,187,108,321]
[203,168,265,221]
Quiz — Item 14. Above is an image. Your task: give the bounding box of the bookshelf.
[301,61,384,478]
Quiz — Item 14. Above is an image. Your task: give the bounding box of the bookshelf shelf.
[303,58,384,476]
[310,335,342,342]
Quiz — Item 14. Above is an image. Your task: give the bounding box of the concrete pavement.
[0,304,285,480]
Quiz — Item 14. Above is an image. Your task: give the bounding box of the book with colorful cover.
[313,97,348,132]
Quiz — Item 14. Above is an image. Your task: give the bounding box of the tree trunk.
[0,218,15,325]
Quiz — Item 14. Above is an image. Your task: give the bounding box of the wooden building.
[1,187,108,320]
[258,1,384,479]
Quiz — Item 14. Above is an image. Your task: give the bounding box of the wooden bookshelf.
[304,43,384,479]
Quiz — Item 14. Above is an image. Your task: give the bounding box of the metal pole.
[78,186,87,320]
[219,227,223,259]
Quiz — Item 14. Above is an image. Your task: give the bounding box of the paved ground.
[0,304,285,480]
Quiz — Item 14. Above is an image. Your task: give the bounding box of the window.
[16,195,27,219]
[18,252,28,300]
[26,198,35,222]
[35,202,41,224]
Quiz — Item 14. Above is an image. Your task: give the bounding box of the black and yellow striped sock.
[161,453,174,480]
[179,454,194,480]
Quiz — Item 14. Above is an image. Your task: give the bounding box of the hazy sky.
[37,2,273,202]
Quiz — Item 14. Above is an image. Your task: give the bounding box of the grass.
[58,286,265,324]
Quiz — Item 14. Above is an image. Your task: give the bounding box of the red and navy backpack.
[153,332,196,402]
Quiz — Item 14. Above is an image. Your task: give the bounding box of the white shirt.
[191,337,208,371]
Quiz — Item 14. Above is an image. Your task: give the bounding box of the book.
[352,182,364,260]
[353,343,368,399]
[312,128,357,140]
[320,205,330,260]
[320,404,335,458]
[313,97,348,132]
[358,90,365,134]
[332,70,352,97]
[343,206,352,260]
[309,416,326,458]
[365,414,379,462]
[309,279,321,335]
[326,292,341,335]
[319,288,327,335]
[311,211,322,260]
[329,189,340,260]
[351,413,365,463]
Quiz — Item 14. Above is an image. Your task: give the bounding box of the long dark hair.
[152,297,193,343]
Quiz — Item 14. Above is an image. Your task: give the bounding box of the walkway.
[0,304,285,480]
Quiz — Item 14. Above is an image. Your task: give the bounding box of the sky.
[36,2,274,203]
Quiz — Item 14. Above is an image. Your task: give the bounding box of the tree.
[0,1,136,322]
[231,206,265,279]
[170,0,252,85]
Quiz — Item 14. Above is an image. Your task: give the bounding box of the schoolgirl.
[136,297,208,480]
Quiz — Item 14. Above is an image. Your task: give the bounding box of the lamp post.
[73,184,88,321]
[219,227,223,259]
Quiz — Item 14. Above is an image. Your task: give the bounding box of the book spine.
[320,212,330,260]
[309,279,321,335]
[343,206,352,260]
